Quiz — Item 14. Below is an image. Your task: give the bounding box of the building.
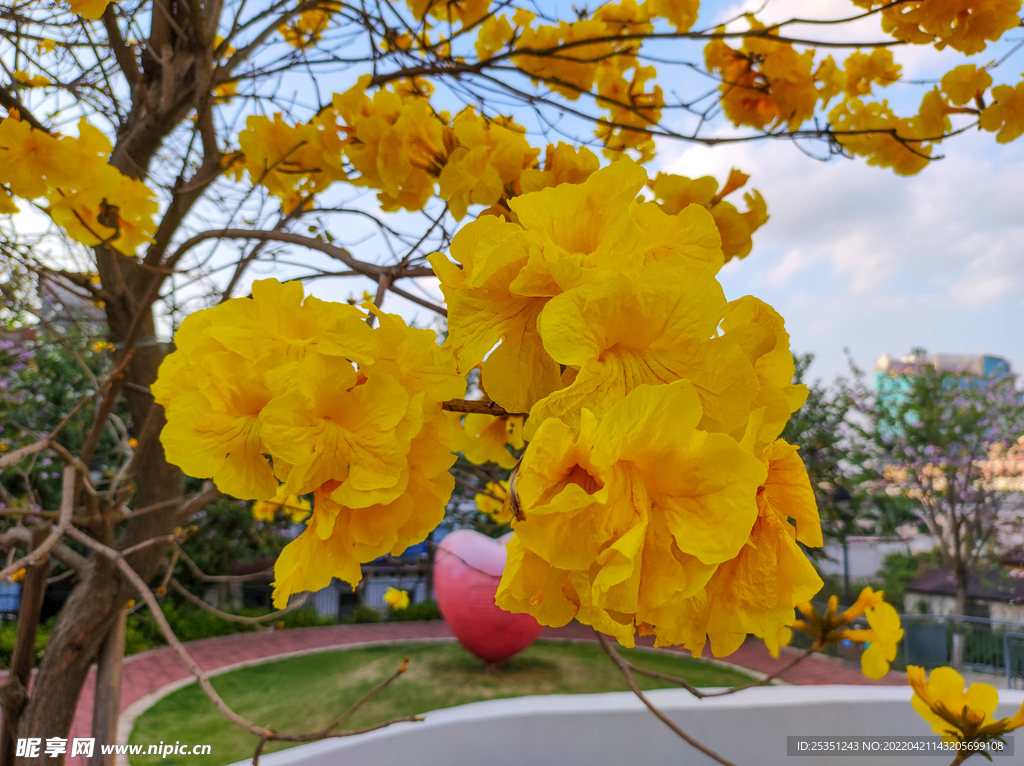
[874,352,1011,381]
[903,568,1024,623]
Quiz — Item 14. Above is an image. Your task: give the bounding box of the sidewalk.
[8,621,904,764]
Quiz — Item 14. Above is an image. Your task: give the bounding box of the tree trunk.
[0,528,49,764]
[90,610,126,765]
[951,561,969,670]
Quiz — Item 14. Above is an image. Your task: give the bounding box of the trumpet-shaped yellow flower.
[649,439,822,658]
[721,297,808,453]
[980,79,1024,144]
[842,50,901,97]
[529,260,758,439]
[843,601,904,679]
[384,587,410,610]
[475,480,512,523]
[940,64,993,105]
[648,170,769,263]
[704,21,818,132]
[0,115,157,253]
[497,380,768,648]
[460,413,525,468]
[907,665,1024,747]
[438,110,540,220]
[253,488,312,523]
[520,143,600,193]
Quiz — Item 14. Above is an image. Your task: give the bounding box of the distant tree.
[854,355,1024,617]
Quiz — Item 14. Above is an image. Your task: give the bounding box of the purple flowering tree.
[855,357,1024,618]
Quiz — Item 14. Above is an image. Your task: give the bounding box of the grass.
[128,640,753,766]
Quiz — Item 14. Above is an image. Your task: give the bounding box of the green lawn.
[128,640,752,766]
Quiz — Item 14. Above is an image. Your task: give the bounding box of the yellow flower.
[90,340,114,352]
[908,666,1024,746]
[878,0,1021,55]
[649,439,822,658]
[154,280,461,608]
[941,64,993,105]
[497,380,768,648]
[645,0,699,31]
[384,587,410,610]
[12,71,51,88]
[828,97,931,175]
[460,413,524,468]
[980,79,1024,144]
[475,480,512,523]
[843,601,904,679]
[437,110,539,220]
[792,586,903,679]
[648,170,768,263]
[128,437,138,449]
[65,0,110,18]
[842,50,901,97]
[520,142,600,193]
[528,259,758,440]
[253,488,312,523]
[10,569,26,584]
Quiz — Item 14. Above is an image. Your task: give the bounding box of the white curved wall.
[238,686,1024,766]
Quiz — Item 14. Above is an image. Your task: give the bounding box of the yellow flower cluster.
[151,279,464,607]
[511,5,667,161]
[909,666,1024,744]
[233,111,348,213]
[278,1,338,48]
[853,0,1022,55]
[648,168,768,263]
[0,111,157,254]
[432,160,822,654]
[704,22,819,132]
[792,587,904,679]
[13,71,51,88]
[828,98,933,176]
[406,0,491,28]
[438,110,540,220]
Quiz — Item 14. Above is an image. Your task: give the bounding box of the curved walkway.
[47,621,901,765]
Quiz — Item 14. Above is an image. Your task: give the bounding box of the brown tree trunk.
[14,45,198,761]
[90,610,126,765]
[951,561,969,670]
[0,528,49,764]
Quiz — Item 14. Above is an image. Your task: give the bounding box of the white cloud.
[656,124,1024,380]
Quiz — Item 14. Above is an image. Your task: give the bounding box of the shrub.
[388,600,442,622]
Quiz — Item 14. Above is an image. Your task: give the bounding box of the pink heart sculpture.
[434,530,543,662]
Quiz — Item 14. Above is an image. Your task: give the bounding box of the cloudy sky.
[658,124,1024,384]
[674,0,1024,383]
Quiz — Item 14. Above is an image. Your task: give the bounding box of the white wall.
[239,686,1024,766]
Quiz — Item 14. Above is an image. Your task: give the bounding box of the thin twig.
[0,469,75,581]
[595,630,738,766]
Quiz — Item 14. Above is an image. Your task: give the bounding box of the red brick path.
[8,621,904,764]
